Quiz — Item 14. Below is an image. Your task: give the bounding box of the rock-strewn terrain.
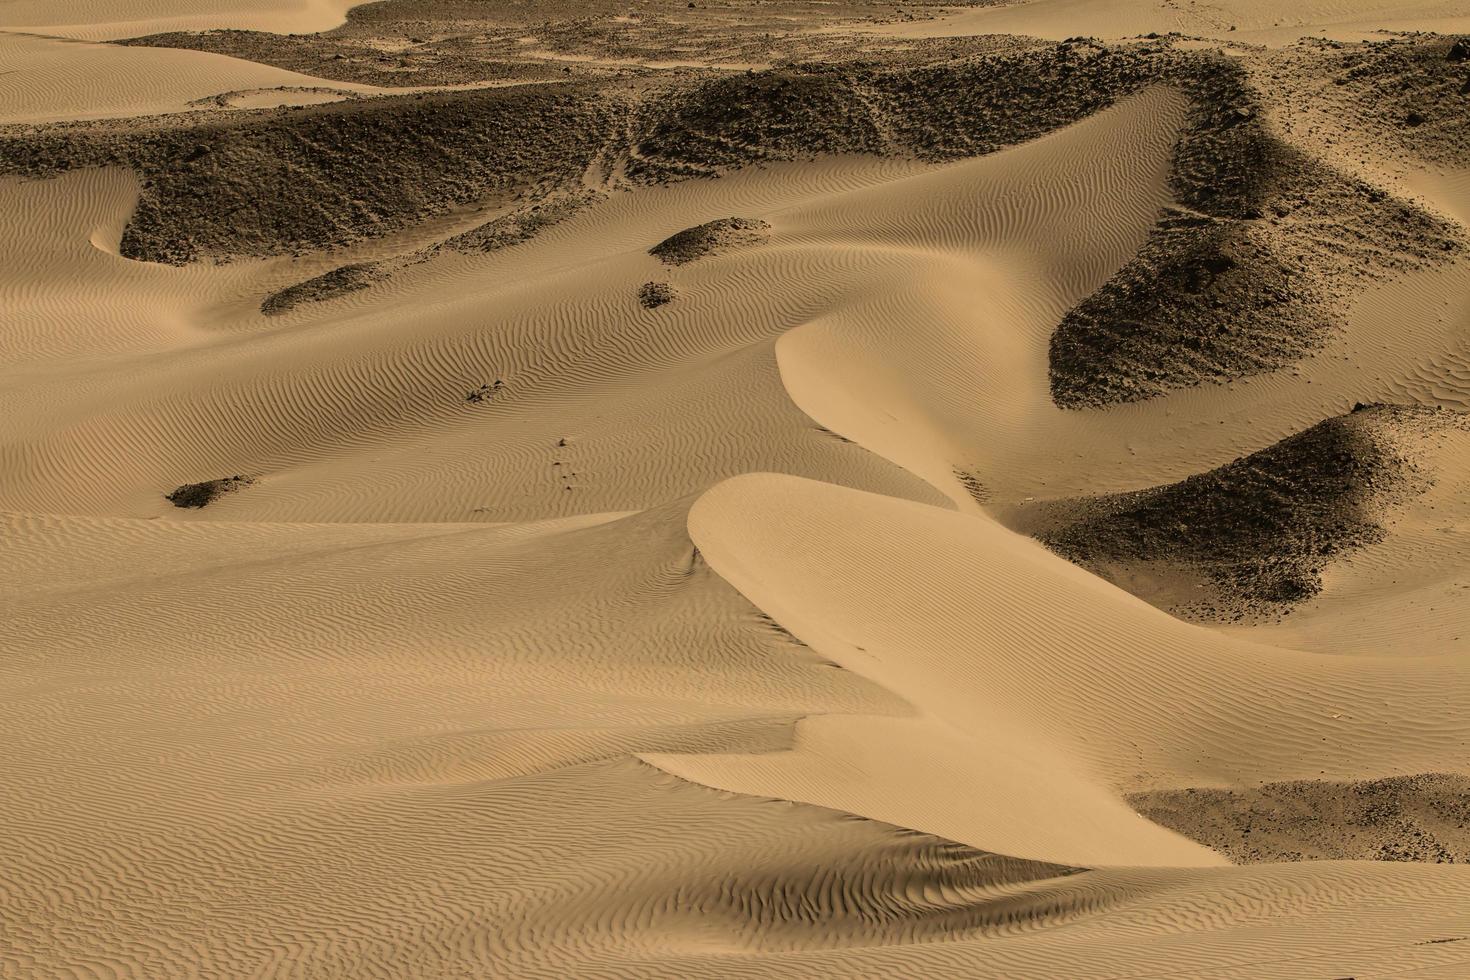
[1020,405,1467,619]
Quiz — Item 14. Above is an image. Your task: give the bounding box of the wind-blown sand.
[4,1,1470,977]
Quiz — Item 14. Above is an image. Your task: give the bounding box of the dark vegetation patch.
[1131,773,1470,864]
[165,475,255,508]
[1023,406,1444,620]
[638,281,677,308]
[650,217,770,265]
[260,262,383,316]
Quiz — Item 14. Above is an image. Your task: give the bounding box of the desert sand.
[4,1,1470,977]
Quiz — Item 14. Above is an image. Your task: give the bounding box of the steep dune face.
[671,474,1470,838]
[5,2,1470,977]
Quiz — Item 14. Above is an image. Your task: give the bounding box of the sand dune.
[1,0,356,40]
[4,2,1470,977]
[0,32,368,124]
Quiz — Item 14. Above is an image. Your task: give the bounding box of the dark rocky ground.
[1017,405,1464,621]
[165,475,255,507]
[1132,773,1470,864]
[435,190,602,255]
[0,81,620,263]
[650,217,770,265]
[1,15,1464,411]
[261,262,384,315]
[1288,33,1470,168]
[638,280,678,308]
[1048,37,1467,408]
[116,0,1008,88]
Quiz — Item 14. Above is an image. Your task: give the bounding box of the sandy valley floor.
[5,1,1470,977]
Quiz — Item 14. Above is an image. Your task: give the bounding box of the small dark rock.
[649,217,771,266]
[166,475,254,508]
[638,281,676,309]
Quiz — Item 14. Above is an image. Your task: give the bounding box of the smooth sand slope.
[4,5,1470,978]
[0,0,356,40]
[0,32,365,124]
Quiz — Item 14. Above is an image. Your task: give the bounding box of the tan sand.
[1,0,357,40]
[4,2,1470,977]
[862,0,1470,45]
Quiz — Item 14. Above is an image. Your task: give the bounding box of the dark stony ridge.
[860,41,1157,160]
[1131,773,1470,864]
[166,475,254,508]
[260,263,383,316]
[119,28,561,88]
[3,34,1459,329]
[3,39,1163,263]
[436,191,602,255]
[1024,405,1453,620]
[627,42,1165,180]
[0,82,621,264]
[628,68,889,181]
[630,45,1462,408]
[1048,210,1326,406]
[649,217,770,265]
[1049,45,1466,409]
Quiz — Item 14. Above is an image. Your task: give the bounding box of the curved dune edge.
[770,84,1189,508]
[657,471,1470,869]
[0,0,358,41]
[0,32,363,125]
